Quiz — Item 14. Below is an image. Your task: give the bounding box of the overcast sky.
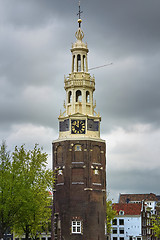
[1,0,160,202]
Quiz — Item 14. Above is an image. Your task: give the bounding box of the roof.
[156,195,160,202]
[113,203,142,216]
[119,193,158,203]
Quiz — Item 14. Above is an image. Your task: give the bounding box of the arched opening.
[77,54,81,72]
[68,91,72,103]
[76,90,82,102]
[86,91,90,103]
[83,55,86,72]
[72,55,75,72]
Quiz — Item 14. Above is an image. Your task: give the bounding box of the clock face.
[71,120,86,134]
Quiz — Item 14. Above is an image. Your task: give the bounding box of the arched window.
[77,54,81,72]
[83,55,86,72]
[86,91,90,103]
[76,90,82,102]
[68,91,72,103]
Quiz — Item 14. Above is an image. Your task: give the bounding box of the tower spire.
[77,1,83,28]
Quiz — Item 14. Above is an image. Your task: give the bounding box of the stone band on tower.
[52,6,106,240]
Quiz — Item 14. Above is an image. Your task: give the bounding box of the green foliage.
[151,216,160,238]
[106,200,117,234]
[0,142,55,240]
[0,141,15,239]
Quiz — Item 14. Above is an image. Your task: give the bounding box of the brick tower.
[52,7,106,240]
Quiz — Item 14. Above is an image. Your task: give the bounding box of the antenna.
[88,63,113,71]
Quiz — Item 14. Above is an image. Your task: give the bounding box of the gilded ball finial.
[78,19,82,24]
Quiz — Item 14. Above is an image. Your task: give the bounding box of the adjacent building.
[119,193,158,215]
[111,203,143,240]
[110,193,160,240]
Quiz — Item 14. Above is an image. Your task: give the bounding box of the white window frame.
[112,227,117,234]
[72,220,81,234]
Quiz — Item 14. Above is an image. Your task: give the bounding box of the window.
[119,219,124,225]
[83,55,86,72]
[147,219,150,225]
[105,222,107,235]
[119,228,124,234]
[119,210,124,215]
[137,238,141,240]
[76,90,82,102]
[77,54,81,72]
[142,229,146,235]
[75,145,82,151]
[112,219,117,225]
[73,55,75,72]
[129,237,133,240]
[68,91,72,103]
[120,238,124,240]
[143,219,146,226]
[86,91,90,103]
[72,221,81,234]
[112,227,117,234]
[147,228,151,234]
[113,238,117,240]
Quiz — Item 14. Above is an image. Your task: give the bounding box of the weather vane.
[77,1,83,28]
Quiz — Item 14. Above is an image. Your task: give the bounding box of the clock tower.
[52,8,106,240]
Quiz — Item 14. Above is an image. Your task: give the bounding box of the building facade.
[111,203,143,240]
[117,193,159,240]
[52,12,106,240]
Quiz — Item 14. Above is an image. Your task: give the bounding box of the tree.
[0,142,55,240]
[151,217,160,238]
[12,144,54,240]
[106,200,117,235]
[151,203,160,238]
[0,141,16,239]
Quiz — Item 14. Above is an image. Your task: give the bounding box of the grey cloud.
[1,0,160,200]
[108,169,160,201]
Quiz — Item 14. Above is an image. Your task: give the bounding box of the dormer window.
[76,90,82,102]
[119,210,124,215]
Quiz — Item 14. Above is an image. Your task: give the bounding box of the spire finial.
[77,1,83,28]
